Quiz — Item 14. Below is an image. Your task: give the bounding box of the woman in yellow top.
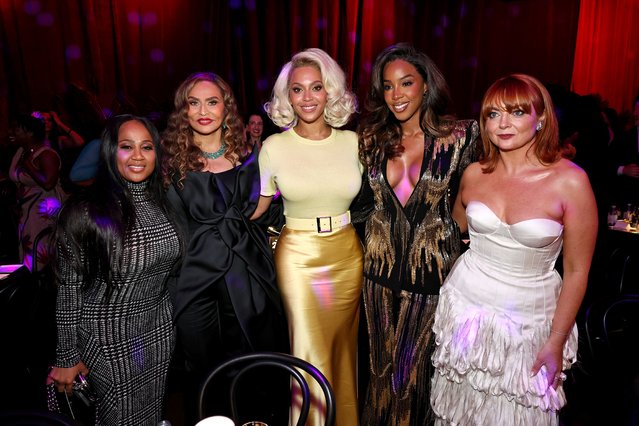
[252,48,363,426]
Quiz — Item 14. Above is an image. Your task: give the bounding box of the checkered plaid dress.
[55,180,180,425]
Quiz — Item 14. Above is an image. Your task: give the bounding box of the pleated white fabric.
[431,201,577,426]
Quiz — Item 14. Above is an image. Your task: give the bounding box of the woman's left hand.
[47,362,89,394]
[530,339,565,389]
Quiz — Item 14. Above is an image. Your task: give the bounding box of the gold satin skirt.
[275,224,363,426]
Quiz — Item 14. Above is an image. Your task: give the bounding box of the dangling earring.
[222,123,227,131]
[536,122,543,131]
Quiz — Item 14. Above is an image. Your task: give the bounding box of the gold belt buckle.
[316,216,332,233]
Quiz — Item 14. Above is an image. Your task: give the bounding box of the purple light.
[460,3,468,18]
[23,253,34,271]
[95,215,115,230]
[311,267,334,309]
[38,197,61,218]
[142,11,157,26]
[316,17,328,30]
[383,28,394,41]
[257,78,269,91]
[132,337,145,370]
[229,0,242,9]
[127,11,140,25]
[36,12,54,26]
[24,0,41,15]
[150,48,164,63]
[245,0,256,11]
[348,31,358,44]
[66,45,82,60]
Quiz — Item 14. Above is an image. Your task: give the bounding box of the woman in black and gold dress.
[353,44,479,425]
[49,115,180,425]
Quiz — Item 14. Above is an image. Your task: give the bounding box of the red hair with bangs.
[479,74,560,172]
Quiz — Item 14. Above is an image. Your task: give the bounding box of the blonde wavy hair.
[162,72,247,188]
[264,48,357,129]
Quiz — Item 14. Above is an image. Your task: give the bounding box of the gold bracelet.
[550,329,569,337]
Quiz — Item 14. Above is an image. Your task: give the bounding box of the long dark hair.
[55,115,169,297]
[358,43,456,172]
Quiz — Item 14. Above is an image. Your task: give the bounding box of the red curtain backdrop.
[3,0,633,140]
[571,0,639,115]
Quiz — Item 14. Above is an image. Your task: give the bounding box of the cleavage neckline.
[467,200,563,228]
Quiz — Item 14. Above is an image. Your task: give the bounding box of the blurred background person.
[48,115,181,424]
[8,114,66,271]
[35,110,84,151]
[245,111,265,151]
[609,95,639,206]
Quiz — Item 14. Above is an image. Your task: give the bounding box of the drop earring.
[536,122,543,131]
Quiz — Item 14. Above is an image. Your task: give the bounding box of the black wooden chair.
[197,352,335,426]
[606,246,639,294]
[584,294,639,370]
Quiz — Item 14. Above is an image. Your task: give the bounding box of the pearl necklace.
[200,144,227,159]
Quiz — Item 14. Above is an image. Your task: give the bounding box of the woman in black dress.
[48,115,181,425]
[162,72,288,424]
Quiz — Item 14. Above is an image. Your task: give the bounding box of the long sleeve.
[54,237,84,368]
[350,169,374,224]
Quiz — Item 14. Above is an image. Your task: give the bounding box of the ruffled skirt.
[430,285,577,426]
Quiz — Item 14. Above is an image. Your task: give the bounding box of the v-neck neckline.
[382,135,434,209]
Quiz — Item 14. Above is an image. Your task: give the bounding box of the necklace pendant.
[200,144,227,159]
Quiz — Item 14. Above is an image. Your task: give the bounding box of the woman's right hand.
[47,361,89,394]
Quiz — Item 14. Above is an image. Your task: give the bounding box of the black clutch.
[47,373,96,424]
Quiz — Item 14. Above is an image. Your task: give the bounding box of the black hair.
[358,43,456,171]
[55,114,172,298]
[15,114,46,141]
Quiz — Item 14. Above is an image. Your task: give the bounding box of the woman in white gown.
[430,74,598,425]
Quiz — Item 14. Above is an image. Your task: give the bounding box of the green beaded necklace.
[200,144,227,160]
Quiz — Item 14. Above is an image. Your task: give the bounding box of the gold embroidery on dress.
[407,136,463,284]
[365,175,396,277]
[364,120,477,288]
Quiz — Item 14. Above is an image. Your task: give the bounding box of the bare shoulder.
[552,158,591,189]
[462,161,484,179]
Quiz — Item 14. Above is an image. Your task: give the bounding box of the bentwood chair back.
[197,352,335,426]
[606,246,639,294]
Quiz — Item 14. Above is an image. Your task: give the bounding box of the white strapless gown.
[430,201,578,426]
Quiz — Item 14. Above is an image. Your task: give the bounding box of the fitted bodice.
[467,201,563,277]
